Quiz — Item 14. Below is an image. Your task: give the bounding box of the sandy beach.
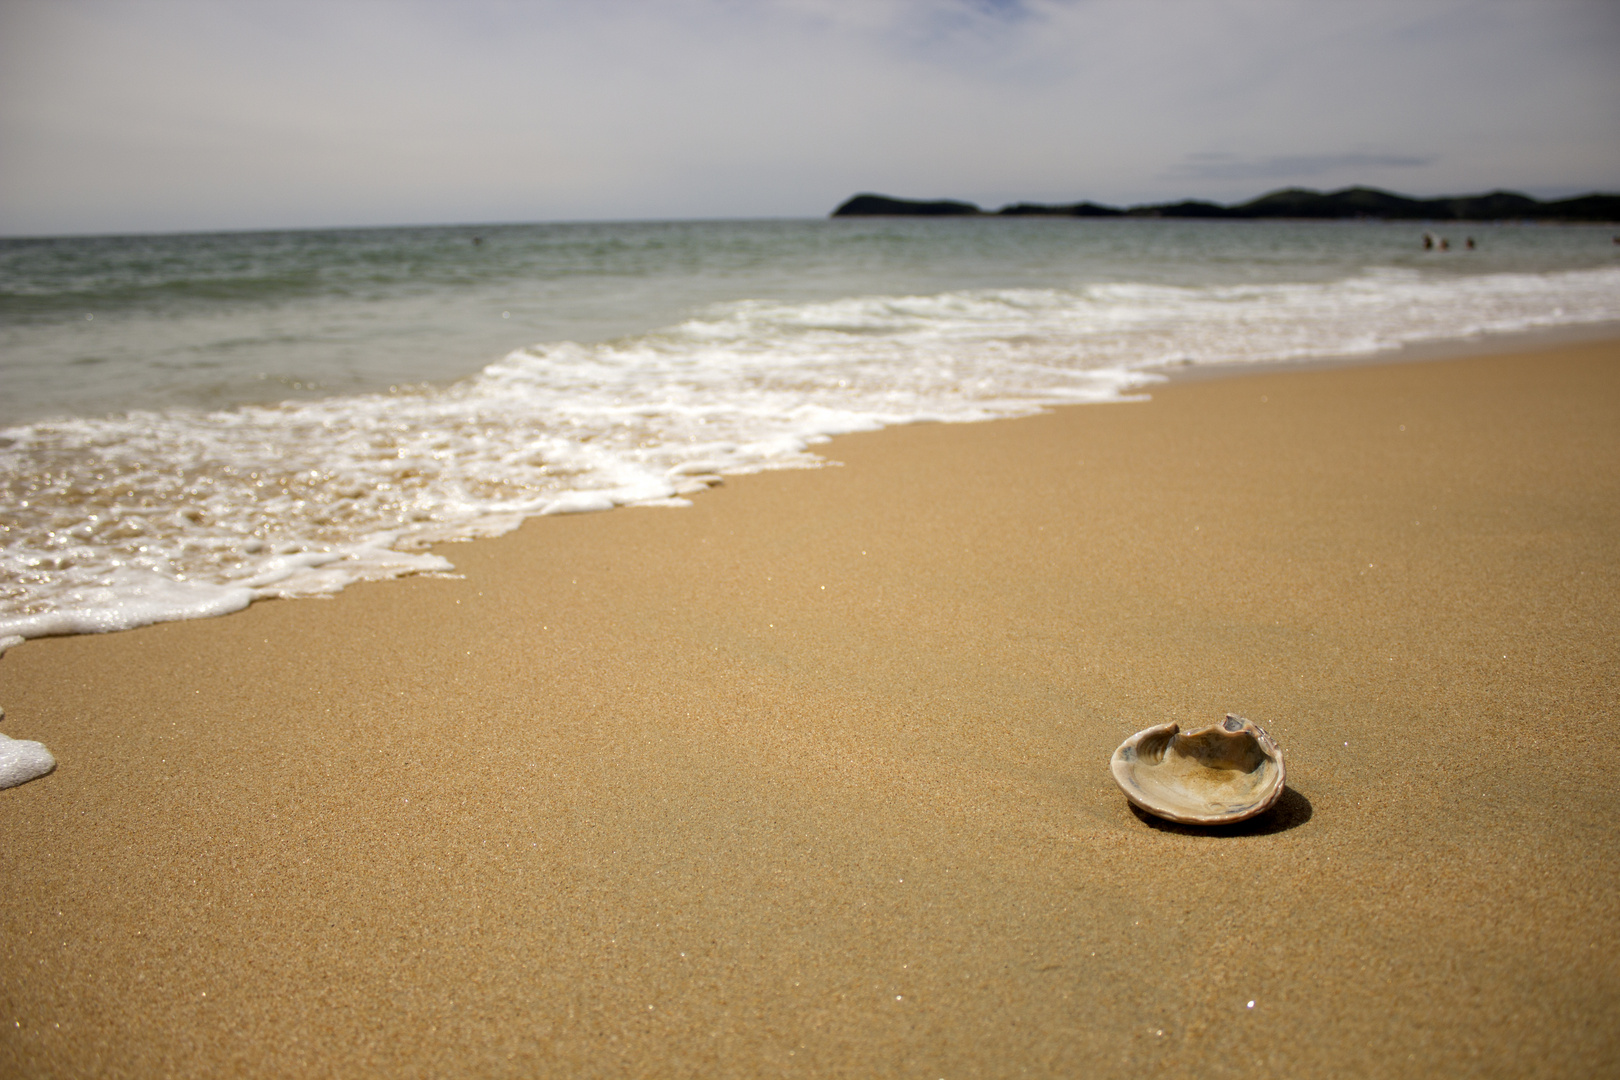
[2,339,1617,1078]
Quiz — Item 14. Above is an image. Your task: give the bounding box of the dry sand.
[2,340,1618,1078]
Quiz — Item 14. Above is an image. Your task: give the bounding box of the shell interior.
[1110,715,1285,825]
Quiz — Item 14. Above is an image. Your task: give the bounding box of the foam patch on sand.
[0,732,56,789]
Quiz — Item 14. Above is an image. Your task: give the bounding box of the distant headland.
[831,187,1620,222]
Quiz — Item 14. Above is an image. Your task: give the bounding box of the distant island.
[831,187,1620,222]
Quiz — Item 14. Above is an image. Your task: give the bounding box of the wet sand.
[2,340,1618,1078]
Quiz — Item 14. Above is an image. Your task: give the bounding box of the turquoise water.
[2,217,1618,642]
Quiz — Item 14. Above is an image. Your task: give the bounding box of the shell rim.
[1110,716,1286,826]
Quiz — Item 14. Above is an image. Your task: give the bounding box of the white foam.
[2,265,1617,643]
[0,732,55,789]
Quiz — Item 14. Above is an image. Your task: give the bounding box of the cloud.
[1165,152,1437,183]
[0,0,1615,233]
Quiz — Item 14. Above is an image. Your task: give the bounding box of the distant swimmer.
[1422,232,1435,250]
[1465,237,1475,250]
[1438,237,1450,251]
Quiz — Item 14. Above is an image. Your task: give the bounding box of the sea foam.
[0,731,55,789]
[3,264,1618,643]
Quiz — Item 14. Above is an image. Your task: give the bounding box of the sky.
[1,0,1617,235]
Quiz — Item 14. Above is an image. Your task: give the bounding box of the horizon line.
[7,183,1619,241]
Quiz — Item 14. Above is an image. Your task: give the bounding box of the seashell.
[1110,714,1285,825]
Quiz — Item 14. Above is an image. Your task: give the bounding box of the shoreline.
[2,339,1618,1077]
[1145,316,1620,383]
[4,315,1619,654]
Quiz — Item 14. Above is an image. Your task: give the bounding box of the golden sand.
[3,341,1618,1077]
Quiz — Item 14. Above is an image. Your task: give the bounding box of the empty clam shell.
[1111,714,1285,825]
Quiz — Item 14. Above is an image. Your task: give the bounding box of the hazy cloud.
[1167,152,1437,183]
[0,0,1615,234]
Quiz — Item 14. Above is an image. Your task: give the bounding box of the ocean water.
[3,217,1618,645]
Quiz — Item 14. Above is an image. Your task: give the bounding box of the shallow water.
[3,217,1618,642]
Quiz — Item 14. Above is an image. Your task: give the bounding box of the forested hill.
[831,188,1620,222]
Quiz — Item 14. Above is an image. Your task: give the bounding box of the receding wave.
[3,265,1618,645]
